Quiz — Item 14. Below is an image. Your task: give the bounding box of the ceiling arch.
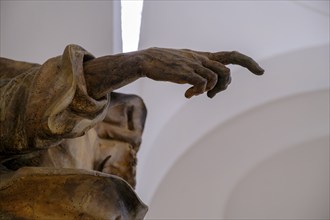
[147,89,329,219]
[224,136,329,219]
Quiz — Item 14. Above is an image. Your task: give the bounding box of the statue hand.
[84,47,264,99]
[140,48,264,98]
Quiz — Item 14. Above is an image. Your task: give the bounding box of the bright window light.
[121,0,144,53]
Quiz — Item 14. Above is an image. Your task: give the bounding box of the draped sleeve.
[0,45,110,155]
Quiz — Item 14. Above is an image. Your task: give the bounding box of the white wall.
[135,1,330,219]
[0,1,117,62]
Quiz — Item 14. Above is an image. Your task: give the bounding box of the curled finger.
[194,64,218,91]
[202,60,231,98]
[184,75,208,98]
[207,74,231,98]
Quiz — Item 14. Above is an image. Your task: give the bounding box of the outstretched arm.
[83,48,264,99]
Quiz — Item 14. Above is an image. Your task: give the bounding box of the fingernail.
[256,66,265,75]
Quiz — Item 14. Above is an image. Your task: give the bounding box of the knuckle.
[231,50,240,56]
[222,67,230,75]
[210,72,218,82]
[198,78,207,87]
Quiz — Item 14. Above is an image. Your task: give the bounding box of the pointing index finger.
[209,51,265,76]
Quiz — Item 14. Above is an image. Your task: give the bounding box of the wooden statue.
[0,45,264,219]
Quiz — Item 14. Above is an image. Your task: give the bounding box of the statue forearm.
[83,52,144,99]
